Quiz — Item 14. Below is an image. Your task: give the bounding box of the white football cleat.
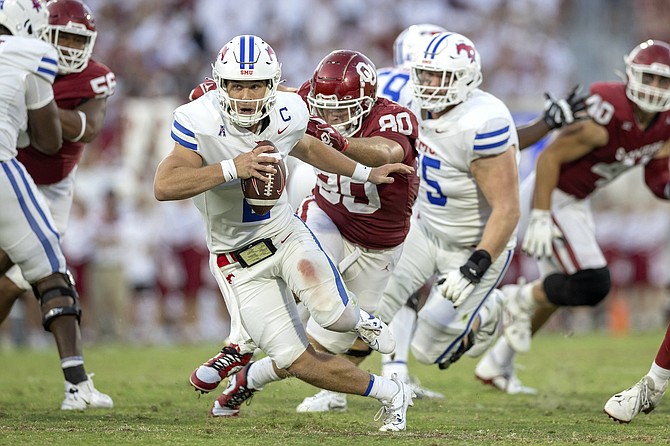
[296,390,347,413]
[604,376,667,423]
[61,374,114,410]
[474,352,537,395]
[355,309,395,354]
[376,374,415,432]
[501,283,533,353]
[408,376,445,400]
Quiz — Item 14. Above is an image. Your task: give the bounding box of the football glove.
[437,250,492,308]
[522,209,563,259]
[542,84,588,130]
[307,116,349,152]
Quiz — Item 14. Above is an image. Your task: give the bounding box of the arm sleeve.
[24,73,55,110]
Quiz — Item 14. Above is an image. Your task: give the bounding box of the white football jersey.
[0,35,58,161]
[413,89,519,249]
[376,66,413,107]
[170,90,309,253]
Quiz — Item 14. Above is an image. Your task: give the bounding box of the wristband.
[71,110,87,142]
[220,159,238,182]
[351,163,371,182]
[459,249,492,284]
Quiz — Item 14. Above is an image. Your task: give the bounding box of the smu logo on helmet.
[456,43,476,63]
[219,46,229,61]
[356,61,377,87]
[30,0,42,11]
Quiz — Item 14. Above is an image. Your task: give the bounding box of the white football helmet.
[0,0,49,38]
[393,23,447,68]
[625,39,670,113]
[212,34,282,127]
[411,32,482,112]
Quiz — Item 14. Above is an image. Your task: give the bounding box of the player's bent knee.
[33,273,81,332]
[544,267,611,307]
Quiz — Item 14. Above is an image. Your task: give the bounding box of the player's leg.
[411,248,513,368]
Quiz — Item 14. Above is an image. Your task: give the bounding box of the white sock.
[246,357,280,390]
[366,374,401,403]
[489,336,517,367]
[381,306,416,381]
[649,362,670,388]
[519,283,537,312]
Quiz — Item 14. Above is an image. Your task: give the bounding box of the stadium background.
[2,0,669,348]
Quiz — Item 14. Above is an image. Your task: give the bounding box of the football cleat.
[296,390,348,413]
[376,374,415,432]
[355,309,395,354]
[604,376,667,423]
[474,352,537,395]
[61,374,114,410]
[210,363,256,417]
[501,282,533,353]
[190,343,253,393]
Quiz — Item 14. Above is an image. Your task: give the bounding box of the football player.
[374,31,522,373]
[476,39,670,398]
[0,0,111,411]
[0,0,114,410]
[376,24,587,397]
[290,49,419,413]
[154,34,416,431]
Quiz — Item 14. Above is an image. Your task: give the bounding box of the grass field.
[0,330,668,445]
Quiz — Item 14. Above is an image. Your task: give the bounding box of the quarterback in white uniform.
[376,32,522,369]
[154,35,415,431]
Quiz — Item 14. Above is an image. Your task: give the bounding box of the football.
[240,140,286,215]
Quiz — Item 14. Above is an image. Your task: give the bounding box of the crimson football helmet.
[411,32,482,112]
[307,50,377,137]
[41,0,97,74]
[393,23,447,68]
[0,0,49,38]
[625,39,670,113]
[212,34,282,127]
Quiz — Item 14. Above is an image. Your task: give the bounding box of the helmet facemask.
[307,94,373,137]
[44,25,96,74]
[624,40,670,113]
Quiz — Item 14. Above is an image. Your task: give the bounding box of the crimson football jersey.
[18,60,116,184]
[558,81,670,199]
[297,82,419,249]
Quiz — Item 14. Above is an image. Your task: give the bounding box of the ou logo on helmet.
[456,43,476,63]
[356,62,377,87]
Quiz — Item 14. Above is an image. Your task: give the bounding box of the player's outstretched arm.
[292,134,413,184]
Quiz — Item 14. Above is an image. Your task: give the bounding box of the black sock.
[64,365,87,384]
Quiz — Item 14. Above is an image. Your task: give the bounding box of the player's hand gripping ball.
[240,140,286,215]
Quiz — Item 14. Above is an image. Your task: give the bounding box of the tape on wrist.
[220,159,238,182]
[351,163,371,182]
[71,110,87,142]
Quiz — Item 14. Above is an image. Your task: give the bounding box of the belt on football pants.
[216,238,277,268]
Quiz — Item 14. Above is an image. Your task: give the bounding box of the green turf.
[0,330,668,445]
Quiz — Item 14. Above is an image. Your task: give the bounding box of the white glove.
[437,270,476,308]
[522,209,563,259]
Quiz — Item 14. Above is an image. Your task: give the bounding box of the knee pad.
[33,274,81,332]
[344,347,373,358]
[543,267,611,307]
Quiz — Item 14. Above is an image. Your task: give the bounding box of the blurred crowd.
[2,0,670,348]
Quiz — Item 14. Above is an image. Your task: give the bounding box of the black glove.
[543,84,588,130]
